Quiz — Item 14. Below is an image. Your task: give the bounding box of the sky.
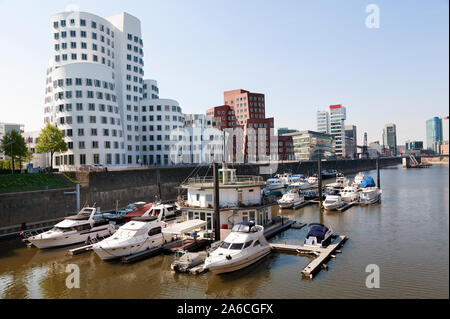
[0,0,448,145]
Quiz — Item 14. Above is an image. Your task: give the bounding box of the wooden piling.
[213,162,220,242]
[317,157,323,209]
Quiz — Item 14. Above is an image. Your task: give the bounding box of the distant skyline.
[0,0,448,145]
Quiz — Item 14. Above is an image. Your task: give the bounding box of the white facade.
[139,80,185,165]
[44,12,152,169]
[22,131,50,169]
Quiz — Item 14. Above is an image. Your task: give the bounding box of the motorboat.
[306,175,319,187]
[359,187,382,205]
[265,178,284,190]
[290,179,311,190]
[322,192,345,210]
[302,189,318,200]
[340,186,360,203]
[147,203,182,221]
[321,169,338,179]
[304,223,334,247]
[122,202,154,223]
[92,209,167,261]
[278,189,305,209]
[171,250,208,273]
[24,207,115,249]
[353,172,365,187]
[204,222,271,274]
[327,173,348,190]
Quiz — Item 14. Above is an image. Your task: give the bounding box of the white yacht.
[359,187,382,205]
[340,186,360,203]
[25,207,115,249]
[304,223,334,247]
[323,192,345,210]
[265,178,284,190]
[353,172,365,187]
[92,206,168,260]
[278,189,305,209]
[204,222,271,274]
[290,179,311,190]
[306,175,319,187]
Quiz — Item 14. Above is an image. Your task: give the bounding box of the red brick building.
[206,89,294,161]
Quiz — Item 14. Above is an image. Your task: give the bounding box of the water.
[0,164,448,299]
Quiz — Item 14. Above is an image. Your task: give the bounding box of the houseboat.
[178,167,275,240]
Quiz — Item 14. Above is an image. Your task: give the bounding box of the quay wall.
[0,157,401,233]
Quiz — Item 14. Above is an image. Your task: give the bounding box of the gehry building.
[43,11,183,169]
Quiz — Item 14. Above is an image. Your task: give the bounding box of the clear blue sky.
[0,0,448,145]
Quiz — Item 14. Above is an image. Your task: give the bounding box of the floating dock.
[336,202,358,212]
[270,235,348,279]
[264,219,297,239]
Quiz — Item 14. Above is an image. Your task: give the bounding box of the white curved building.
[44,11,147,169]
[139,80,184,166]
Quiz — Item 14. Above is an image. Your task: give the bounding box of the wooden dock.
[68,244,94,255]
[270,235,348,279]
[264,219,296,239]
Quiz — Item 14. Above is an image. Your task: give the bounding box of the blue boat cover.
[306,224,329,243]
[360,176,376,188]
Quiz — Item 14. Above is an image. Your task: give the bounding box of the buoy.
[322,264,328,270]
[331,255,336,258]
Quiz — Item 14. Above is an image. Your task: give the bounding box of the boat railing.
[182,175,264,187]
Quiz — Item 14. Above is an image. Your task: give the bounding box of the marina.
[0,164,448,298]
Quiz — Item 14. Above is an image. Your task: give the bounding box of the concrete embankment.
[0,157,400,236]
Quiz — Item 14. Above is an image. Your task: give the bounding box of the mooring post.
[76,183,80,212]
[317,157,323,209]
[156,169,162,201]
[376,156,381,189]
[213,162,221,241]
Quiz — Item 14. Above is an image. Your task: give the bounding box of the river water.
[0,164,448,299]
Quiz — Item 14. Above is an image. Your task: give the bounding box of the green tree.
[36,123,67,170]
[0,130,28,172]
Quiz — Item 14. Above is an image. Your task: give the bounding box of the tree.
[36,123,67,170]
[0,130,28,172]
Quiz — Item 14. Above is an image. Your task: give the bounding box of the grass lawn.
[0,173,71,193]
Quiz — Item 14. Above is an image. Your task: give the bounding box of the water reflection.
[0,165,448,299]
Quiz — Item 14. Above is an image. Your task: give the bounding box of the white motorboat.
[328,173,348,190]
[304,223,334,247]
[25,207,115,249]
[340,186,360,203]
[359,187,382,205]
[306,175,318,187]
[322,192,345,210]
[278,189,305,209]
[92,204,171,260]
[204,222,271,274]
[171,250,208,273]
[290,180,311,190]
[353,172,365,187]
[265,178,284,190]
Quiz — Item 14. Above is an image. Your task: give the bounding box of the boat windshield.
[232,223,257,233]
[229,243,244,250]
[220,241,231,249]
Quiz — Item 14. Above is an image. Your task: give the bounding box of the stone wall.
[0,157,401,233]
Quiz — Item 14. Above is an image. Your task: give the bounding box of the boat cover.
[306,224,329,243]
[360,176,376,188]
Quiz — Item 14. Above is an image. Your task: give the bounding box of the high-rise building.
[43,11,184,169]
[344,125,357,158]
[317,105,346,157]
[382,123,397,156]
[207,89,292,161]
[426,117,443,153]
[284,130,335,160]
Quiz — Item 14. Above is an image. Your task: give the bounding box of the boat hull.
[27,226,114,249]
[93,236,165,260]
[207,247,271,274]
